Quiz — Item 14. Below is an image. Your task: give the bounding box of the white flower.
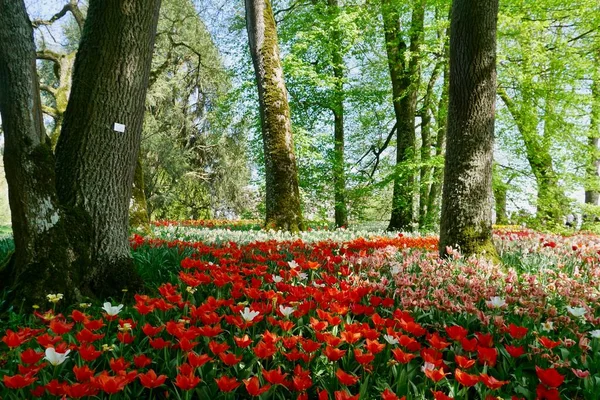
[298,272,308,281]
[279,305,295,318]
[589,329,600,338]
[312,282,325,288]
[272,275,283,283]
[541,320,554,331]
[421,362,435,372]
[44,347,70,366]
[391,265,401,275]
[46,293,64,304]
[240,307,260,322]
[288,260,299,269]
[566,306,586,318]
[485,296,506,308]
[102,302,123,316]
[383,334,398,345]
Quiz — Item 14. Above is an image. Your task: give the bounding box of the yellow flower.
[46,293,64,304]
[102,344,116,352]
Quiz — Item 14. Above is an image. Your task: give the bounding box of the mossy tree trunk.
[424,44,449,229]
[381,0,425,231]
[55,0,161,297]
[439,0,499,259]
[328,0,348,228]
[0,0,79,304]
[37,50,76,148]
[418,59,443,228]
[245,0,304,231]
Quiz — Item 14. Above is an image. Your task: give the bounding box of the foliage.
[141,0,254,221]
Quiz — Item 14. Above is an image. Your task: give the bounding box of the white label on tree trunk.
[113,122,126,133]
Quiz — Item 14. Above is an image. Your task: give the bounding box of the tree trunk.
[0,0,78,304]
[328,0,348,228]
[381,0,424,231]
[418,61,443,229]
[439,0,499,258]
[493,183,508,225]
[129,156,150,229]
[55,0,161,297]
[424,40,450,229]
[585,49,600,206]
[245,0,304,231]
[498,87,565,223]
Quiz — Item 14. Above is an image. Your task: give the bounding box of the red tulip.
[138,369,167,389]
[215,376,241,392]
[536,366,565,388]
[243,376,271,396]
[3,374,37,389]
[455,369,479,387]
[336,369,359,386]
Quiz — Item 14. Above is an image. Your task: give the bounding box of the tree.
[439,0,499,258]
[0,0,75,301]
[380,0,425,231]
[245,0,304,231]
[0,0,161,304]
[328,0,349,228]
[142,0,250,221]
[34,0,83,147]
[585,47,600,207]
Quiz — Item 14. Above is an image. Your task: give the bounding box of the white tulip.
[272,275,283,283]
[383,334,399,345]
[240,307,260,322]
[44,347,70,366]
[485,296,506,308]
[102,302,124,316]
[566,306,586,318]
[589,329,600,338]
[279,305,295,318]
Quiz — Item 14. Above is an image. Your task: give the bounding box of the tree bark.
[585,49,600,206]
[55,0,161,296]
[439,0,499,258]
[424,30,450,229]
[418,59,442,228]
[381,0,424,231]
[0,0,78,304]
[328,0,348,228]
[245,0,304,231]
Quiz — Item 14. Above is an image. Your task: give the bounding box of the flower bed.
[2,227,600,399]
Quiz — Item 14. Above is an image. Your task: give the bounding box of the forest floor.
[1,221,599,399]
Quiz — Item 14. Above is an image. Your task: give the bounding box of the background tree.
[380,0,425,231]
[245,0,304,231]
[142,0,251,221]
[439,0,499,257]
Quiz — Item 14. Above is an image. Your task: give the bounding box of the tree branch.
[42,105,59,119]
[40,84,57,97]
[31,0,84,31]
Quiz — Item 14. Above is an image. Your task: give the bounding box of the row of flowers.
[2,229,600,399]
